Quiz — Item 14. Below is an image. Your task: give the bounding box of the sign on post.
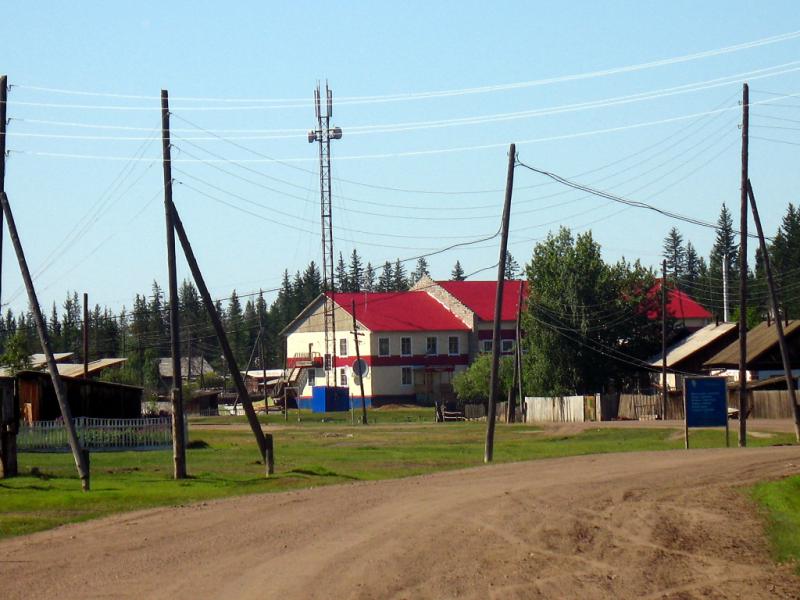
[683,376,729,449]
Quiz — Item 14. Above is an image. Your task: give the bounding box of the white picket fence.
[18,417,172,452]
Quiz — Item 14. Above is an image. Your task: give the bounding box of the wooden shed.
[15,370,143,424]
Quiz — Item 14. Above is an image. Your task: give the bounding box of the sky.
[2,1,800,316]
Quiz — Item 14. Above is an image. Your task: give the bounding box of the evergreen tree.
[451,260,466,281]
[300,261,322,305]
[410,256,430,285]
[335,252,349,292]
[226,290,247,365]
[377,261,393,292]
[363,262,376,292]
[771,203,800,317]
[684,242,700,288]
[504,252,520,279]
[49,302,62,350]
[392,259,409,291]
[662,227,685,281]
[348,249,364,292]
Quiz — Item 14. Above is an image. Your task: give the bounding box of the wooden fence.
[18,417,172,452]
[729,390,797,419]
[524,396,591,423]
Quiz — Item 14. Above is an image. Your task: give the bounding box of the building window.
[426,336,438,355]
[401,367,413,386]
[379,337,390,356]
[401,336,412,356]
[339,368,348,387]
[481,340,493,353]
[308,369,316,387]
[448,336,460,355]
[339,338,348,357]
[501,340,514,354]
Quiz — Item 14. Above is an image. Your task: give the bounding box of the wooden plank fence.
[18,417,172,452]
[524,396,589,423]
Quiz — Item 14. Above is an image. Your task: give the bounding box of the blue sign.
[685,377,728,427]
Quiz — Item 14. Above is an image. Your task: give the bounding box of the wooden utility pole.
[508,282,524,424]
[351,300,368,425]
[83,293,89,378]
[747,181,800,441]
[0,75,7,309]
[738,83,749,448]
[259,292,268,406]
[661,260,668,419]
[485,143,515,463]
[161,89,187,478]
[1,192,90,489]
[169,202,273,473]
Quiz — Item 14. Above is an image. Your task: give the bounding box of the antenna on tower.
[308,81,343,387]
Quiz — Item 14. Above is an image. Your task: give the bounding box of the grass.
[752,475,800,574]
[0,413,794,540]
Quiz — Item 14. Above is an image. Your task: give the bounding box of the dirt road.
[2,448,799,599]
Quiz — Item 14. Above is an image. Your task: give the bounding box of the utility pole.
[508,282,524,424]
[259,292,268,406]
[187,327,192,383]
[83,293,89,378]
[1,192,90,489]
[747,181,800,441]
[722,255,729,322]
[161,89,186,478]
[0,75,7,311]
[661,260,668,420]
[170,202,273,473]
[308,82,342,387]
[350,300,368,425]
[738,83,749,448]
[485,143,515,464]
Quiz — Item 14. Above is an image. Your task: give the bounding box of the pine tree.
[771,203,800,317]
[377,261,393,292]
[364,262,376,292]
[451,260,466,281]
[226,290,247,365]
[300,261,322,305]
[348,249,364,292]
[410,256,430,285]
[684,241,700,288]
[393,259,409,291]
[335,252,349,292]
[662,227,685,281]
[708,203,738,319]
[504,252,520,279]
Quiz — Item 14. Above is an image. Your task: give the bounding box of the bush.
[452,354,515,405]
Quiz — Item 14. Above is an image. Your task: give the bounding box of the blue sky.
[2,2,800,315]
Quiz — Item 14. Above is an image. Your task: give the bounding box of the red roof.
[436,280,526,322]
[331,292,470,332]
[647,281,712,320]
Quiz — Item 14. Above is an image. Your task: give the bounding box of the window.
[448,336,460,355]
[401,336,412,356]
[481,340,493,353]
[307,369,316,387]
[426,336,438,355]
[379,337,390,356]
[401,367,413,386]
[339,338,348,357]
[501,339,514,354]
[339,368,348,387]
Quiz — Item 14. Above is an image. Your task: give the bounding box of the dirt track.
[2,448,800,599]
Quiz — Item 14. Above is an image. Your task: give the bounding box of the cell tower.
[308,82,342,386]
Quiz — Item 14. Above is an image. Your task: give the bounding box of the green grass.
[1,417,794,540]
[752,475,800,574]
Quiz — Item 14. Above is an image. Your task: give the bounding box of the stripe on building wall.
[287,354,469,368]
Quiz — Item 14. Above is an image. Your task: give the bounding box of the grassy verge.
[752,475,800,574]
[1,418,793,540]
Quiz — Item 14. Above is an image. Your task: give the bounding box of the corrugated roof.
[704,320,800,369]
[56,358,127,377]
[646,281,712,320]
[332,291,470,332]
[436,280,526,322]
[158,356,215,378]
[30,352,75,368]
[648,322,738,368]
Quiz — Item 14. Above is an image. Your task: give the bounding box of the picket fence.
[18,417,172,452]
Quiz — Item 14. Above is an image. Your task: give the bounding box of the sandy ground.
[2,448,800,599]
